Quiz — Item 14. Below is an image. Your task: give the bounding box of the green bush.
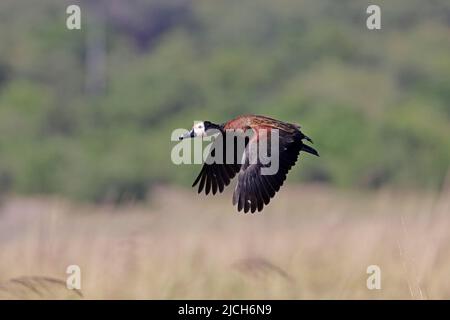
[0,0,449,202]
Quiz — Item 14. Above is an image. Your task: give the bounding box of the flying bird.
[179,115,319,213]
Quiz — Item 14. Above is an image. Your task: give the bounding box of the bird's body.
[179,115,319,213]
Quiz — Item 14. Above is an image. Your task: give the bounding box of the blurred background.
[0,0,449,299]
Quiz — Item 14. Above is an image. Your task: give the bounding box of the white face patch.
[193,121,206,137]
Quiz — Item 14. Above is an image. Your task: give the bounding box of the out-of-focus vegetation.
[1,185,449,299]
[0,0,449,202]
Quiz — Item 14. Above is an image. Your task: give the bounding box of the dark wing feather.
[233,130,317,213]
[192,132,243,195]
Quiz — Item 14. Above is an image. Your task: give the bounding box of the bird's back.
[224,114,299,134]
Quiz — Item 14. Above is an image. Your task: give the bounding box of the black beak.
[179,129,195,140]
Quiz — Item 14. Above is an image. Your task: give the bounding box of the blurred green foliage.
[0,0,449,202]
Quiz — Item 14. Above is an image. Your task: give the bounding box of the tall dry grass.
[0,183,449,299]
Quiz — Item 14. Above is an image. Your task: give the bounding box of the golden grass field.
[0,183,449,299]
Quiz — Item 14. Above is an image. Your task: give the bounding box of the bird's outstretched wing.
[192,133,247,195]
[232,130,318,213]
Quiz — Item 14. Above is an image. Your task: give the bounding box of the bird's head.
[179,121,222,140]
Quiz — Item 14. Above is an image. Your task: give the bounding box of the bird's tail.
[301,144,319,157]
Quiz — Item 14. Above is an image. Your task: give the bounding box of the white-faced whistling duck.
[179,114,319,213]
